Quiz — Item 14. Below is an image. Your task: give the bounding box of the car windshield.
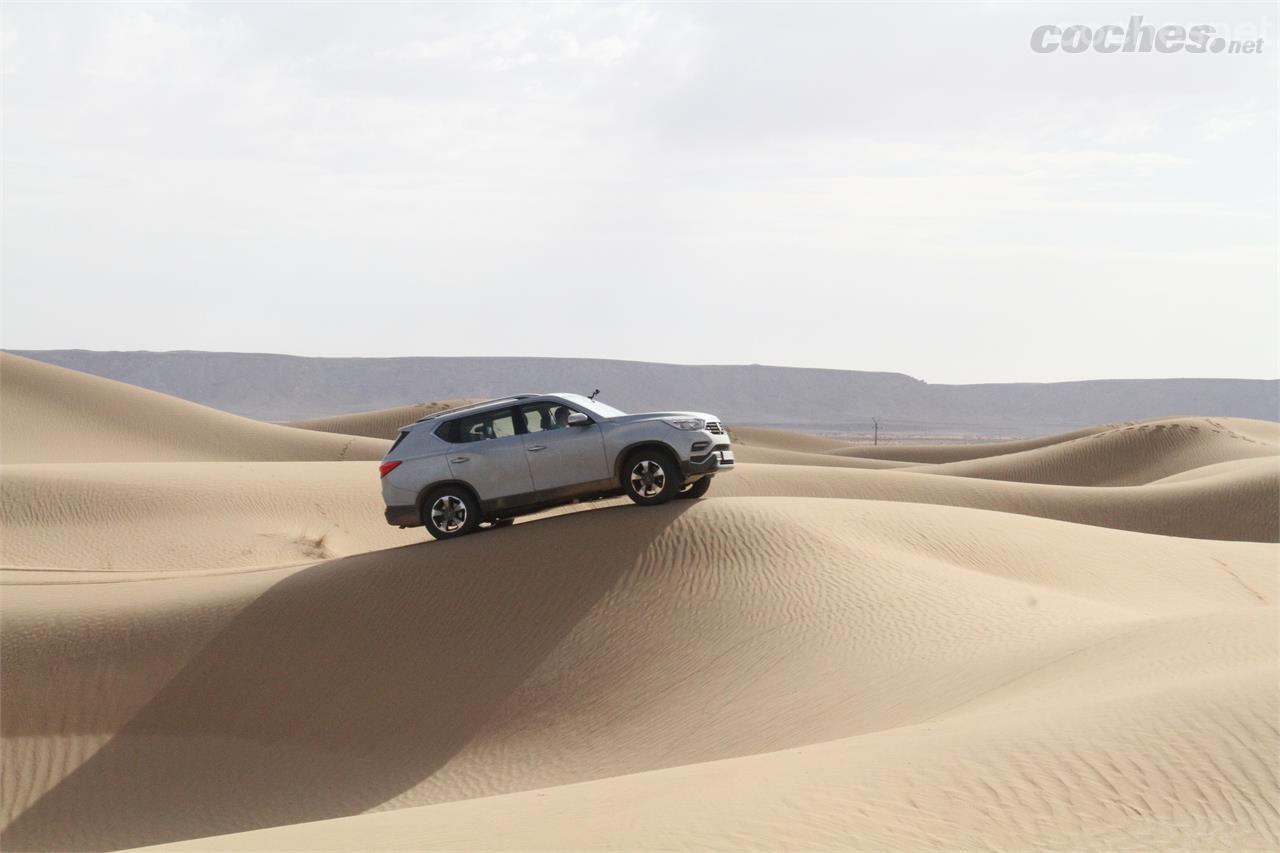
[557,393,627,419]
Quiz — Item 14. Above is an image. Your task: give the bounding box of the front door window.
[519,401,583,433]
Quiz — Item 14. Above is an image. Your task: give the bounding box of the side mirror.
[566,412,590,427]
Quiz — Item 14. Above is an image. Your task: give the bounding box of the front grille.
[706,421,725,434]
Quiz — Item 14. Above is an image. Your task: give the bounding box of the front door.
[445,407,534,503]
[518,401,610,493]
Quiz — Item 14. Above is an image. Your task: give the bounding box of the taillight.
[379,460,402,478]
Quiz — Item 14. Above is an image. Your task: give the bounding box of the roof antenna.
[588,388,600,400]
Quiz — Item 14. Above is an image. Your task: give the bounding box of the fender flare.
[613,441,683,483]
[416,480,483,523]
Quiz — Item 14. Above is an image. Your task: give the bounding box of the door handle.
[526,445,547,452]
[450,456,470,464]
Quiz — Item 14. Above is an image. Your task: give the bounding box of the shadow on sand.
[3,503,691,851]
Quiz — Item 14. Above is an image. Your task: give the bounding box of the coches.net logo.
[1031,15,1266,54]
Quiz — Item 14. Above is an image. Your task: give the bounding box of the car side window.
[520,402,583,433]
[453,410,517,443]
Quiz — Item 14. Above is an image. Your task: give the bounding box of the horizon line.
[6,348,1278,387]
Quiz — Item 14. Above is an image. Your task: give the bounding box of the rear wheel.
[623,449,681,506]
[422,487,480,540]
[676,476,713,500]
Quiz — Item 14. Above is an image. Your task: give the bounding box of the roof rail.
[412,394,542,423]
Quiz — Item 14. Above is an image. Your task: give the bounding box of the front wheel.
[423,487,481,540]
[623,449,681,506]
[676,476,713,500]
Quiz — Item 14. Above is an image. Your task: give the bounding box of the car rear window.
[389,430,410,454]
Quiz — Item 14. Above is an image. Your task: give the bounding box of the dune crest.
[0,354,388,463]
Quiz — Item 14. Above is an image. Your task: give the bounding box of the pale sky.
[2,1,1276,383]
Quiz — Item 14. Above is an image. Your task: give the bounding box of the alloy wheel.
[630,460,667,498]
[431,495,468,533]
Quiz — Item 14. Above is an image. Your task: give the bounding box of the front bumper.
[680,444,735,477]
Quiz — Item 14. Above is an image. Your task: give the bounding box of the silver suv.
[379,393,734,539]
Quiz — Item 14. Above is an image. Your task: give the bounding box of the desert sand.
[0,352,1276,851]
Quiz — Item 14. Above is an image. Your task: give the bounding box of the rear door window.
[453,409,518,443]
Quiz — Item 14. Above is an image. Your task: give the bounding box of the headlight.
[664,418,706,431]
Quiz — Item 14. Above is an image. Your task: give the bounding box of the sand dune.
[1,361,1277,851]
[284,401,477,440]
[5,500,1275,851]
[739,416,1280,495]
[717,460,1279,541]
[0,354,388,463]
[916,417,1278,486]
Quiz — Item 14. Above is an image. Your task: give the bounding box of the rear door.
[518,401,610,493]
[444,408,534,502]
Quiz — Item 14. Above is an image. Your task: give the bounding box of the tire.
[422,486,481,540]
[622,448,682,506]
[676,476,713,500]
